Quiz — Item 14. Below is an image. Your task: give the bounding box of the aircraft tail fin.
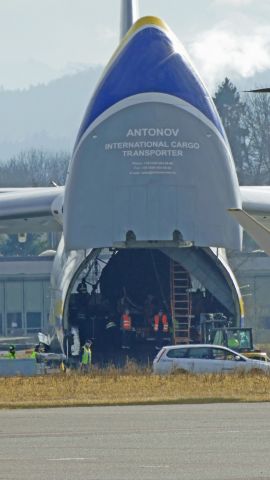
[120,0,139,39]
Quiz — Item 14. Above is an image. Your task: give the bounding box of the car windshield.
[212,348,243,361]
[211,348,227,360]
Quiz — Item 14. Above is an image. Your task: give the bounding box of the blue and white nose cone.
[64,16,242,250]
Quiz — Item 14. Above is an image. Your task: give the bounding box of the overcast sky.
[0,0,269,91]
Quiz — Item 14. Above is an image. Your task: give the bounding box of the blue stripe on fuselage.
[75,25,225,149]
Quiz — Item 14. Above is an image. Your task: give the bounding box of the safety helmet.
[9,345,15,352]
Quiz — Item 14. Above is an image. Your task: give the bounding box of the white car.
[153,344,270,375]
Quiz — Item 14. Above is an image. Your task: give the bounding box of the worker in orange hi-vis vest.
[121,309,132,349]
[154,310,169,350]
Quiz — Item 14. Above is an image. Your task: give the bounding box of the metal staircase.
[170,260,192,344]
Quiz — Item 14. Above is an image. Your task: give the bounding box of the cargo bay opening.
[64,247,243,365]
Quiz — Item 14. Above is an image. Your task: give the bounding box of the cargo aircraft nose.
[64,16,242,250]
[75,16,225,146]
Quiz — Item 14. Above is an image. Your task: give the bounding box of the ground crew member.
[144,294,155,327]
[228,333,240,350]
[80,340,92,372]
[29,344,40,359]
[7,345,16,359]
[77,278,88,294]
[121,309,132,349]
[239,331,250,349]
[104,317,119,362]
[154,310,169,349]
[154,310,169,333]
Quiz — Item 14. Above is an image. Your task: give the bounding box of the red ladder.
[170,260,192,344]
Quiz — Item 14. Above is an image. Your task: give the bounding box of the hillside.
[0,65,269,161]
[0,66,102,160]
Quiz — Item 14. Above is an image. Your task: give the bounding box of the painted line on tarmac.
[0,431,91,438]
[48,458,94,462]
[141,465,170,469]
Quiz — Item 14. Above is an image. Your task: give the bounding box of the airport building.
[0,256,53,337]
[229,251,270,343]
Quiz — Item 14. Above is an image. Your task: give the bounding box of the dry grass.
[1,362,270,408]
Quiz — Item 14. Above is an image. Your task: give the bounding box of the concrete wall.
[0,359,38,376]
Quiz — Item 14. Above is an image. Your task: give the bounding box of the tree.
[243,93,270,184]
[214,78,249,183]
[0,149,69,187]
[213,79,270,251]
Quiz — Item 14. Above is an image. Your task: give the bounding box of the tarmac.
[0,403,270,480]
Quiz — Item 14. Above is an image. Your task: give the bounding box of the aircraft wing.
[0,187,64,233]
[229,186,270,254]
[240,186,270,222]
